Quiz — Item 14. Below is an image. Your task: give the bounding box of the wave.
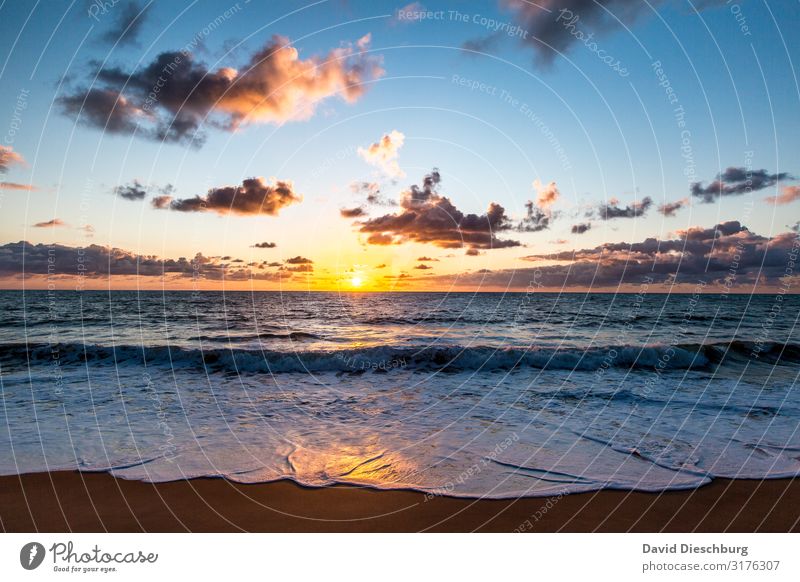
[2,340,797,374]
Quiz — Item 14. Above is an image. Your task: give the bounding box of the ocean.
[0,290,798,498]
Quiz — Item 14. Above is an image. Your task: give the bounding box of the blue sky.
[0,0,798,290]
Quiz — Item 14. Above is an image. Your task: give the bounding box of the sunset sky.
[0,0,798,292]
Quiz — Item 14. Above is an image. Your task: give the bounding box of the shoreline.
[1,472,798,532]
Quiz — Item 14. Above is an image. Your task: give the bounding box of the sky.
[0,0,798,292]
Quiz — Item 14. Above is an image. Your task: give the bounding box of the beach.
[1,472,798,532]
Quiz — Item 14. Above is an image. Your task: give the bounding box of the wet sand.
[1,471,798,532]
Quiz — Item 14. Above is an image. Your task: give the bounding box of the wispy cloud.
[33,218,66,228]
[765,185,800,205]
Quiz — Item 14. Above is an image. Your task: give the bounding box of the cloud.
[59,34,383,146]
[357,130,405,177]
[167,177,300,215]
[33,219,66,228]
[414,263,433,270]
[340,206,366,218]
[115,180,147,201]
[151,195,173,209]
[462,32,504,54]
[438,220,798,289]
[417,256,438,261]
[765,185,800,205]
[350,180,395,206]
[0,241,289,281]
[691,167,793,202]
[517,179,560,232]
[356,169,521,251]
[281,264,313,273]
[285,256,312,264]
[518,202,550,232]
[252,241,277,248]
[658,198,689,217]
[101,1,149,46]
[489,0,728,66]
[571,222,591,234]
[0,182,36,191]
[532,179,560,208]
[598,196,652,220]
[0,145,25,172]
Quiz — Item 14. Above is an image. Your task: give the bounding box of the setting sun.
[350,276,363,288]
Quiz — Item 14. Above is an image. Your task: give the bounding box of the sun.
[350,276,363,288]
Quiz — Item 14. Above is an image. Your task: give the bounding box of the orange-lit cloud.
[358,130,405,177]
[0,182,36,191]
[0,145,25,172]
[766,185,800,205]
[59,34,383,146]
[532,179,559,208]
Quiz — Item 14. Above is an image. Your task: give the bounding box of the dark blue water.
[0,290,798,497]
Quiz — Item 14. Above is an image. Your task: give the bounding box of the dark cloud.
[285,256,312,265]
[115,180,147,201]
[59,34,382,146]
[598,196,652,220]
[571,222,591,234]
[491,0,727,66]
[0,241,289,281]
[518,201,550,232]
[356,169,521,251]
[167,177,300,215]
[33,218,66,228]
[417,256,438,261]
[252,241,277,249]
[101,1,149,46]
[691,167,793,203]
[414,263,433,270]
[658,198,689,217]
[281,264,313,273]
[340,206,366,218]
[434,221,798,289]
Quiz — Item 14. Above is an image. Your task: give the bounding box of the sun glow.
[350,276,363,288]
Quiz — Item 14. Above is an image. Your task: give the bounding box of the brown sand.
[1,471,798,532]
